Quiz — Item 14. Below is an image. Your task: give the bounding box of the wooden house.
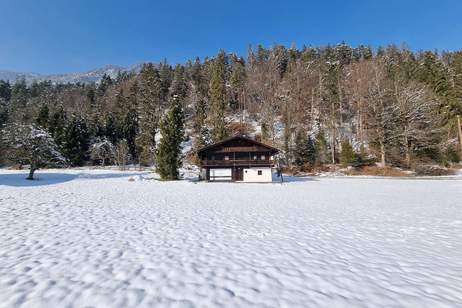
[197,135,279,182]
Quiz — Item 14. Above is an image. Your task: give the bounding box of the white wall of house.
[243,167,272,182]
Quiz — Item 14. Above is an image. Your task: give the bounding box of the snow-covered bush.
[2,123,67,179]
[89,137,115,166]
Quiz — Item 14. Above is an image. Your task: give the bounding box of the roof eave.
[197,135,279,154]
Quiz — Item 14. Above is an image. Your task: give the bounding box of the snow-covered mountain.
[0,70,42,82]
[0,64,142,84]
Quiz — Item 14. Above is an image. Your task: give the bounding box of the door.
[233,167,244,181]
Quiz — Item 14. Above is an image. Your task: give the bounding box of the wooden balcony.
[200,159,275,167]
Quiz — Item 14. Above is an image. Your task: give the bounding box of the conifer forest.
[1,44,462,175]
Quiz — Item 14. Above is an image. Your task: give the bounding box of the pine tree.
[256,44,269,63]
[36,105,50,129]
[123,82,139,161]
[208,50,228,142]
[10,78,30,122]
[48,108,67,149]
[272,45,289,78]
[122,108,139,162]
[113,87,126,137]
[294,131,317,169]
[97,74,113,96]
[0,98,8,130]
[86,86,96,106]
[0,81,11,132]
[306,136,317,166]
[137,63,163,165]
[294,130,309,167]
[11,78,29,105]
[193,98,210,148]
[159,60,174,101]
[443,143,460,164]
[104,113,119,145]
[315,132,330,165]
[63,117,90,166]
[155,96,185,180]
[229,55,246,111]
[340,139,356,166]
[0,80,11,102]
[170,64,188,101]
[190,57,208,99]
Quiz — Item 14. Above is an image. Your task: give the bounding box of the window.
[258,170,262,175]
[224,155,229,160]
[261,155,266,160]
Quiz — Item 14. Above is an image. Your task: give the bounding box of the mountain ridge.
[0,64,143,84]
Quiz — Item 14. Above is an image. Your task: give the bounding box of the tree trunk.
[358,98,363,143]
[331,101,336,164]
[331,132,336,164]
[405,149,411,168]
[458,115,462,158]
[380,141,386,167]
[404,134,411,168]
[338,75,343,127]
[26,167,36,180]
[310,89,314,121]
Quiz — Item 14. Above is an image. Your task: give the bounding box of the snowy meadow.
[1,169,462,307]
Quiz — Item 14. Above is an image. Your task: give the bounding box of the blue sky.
[0,0,460,74]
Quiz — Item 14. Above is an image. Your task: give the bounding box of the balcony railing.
[201,159,275,167]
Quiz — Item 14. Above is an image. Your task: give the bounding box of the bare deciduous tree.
[115,139,130,171]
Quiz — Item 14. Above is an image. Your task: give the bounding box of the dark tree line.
[1,43,462,172]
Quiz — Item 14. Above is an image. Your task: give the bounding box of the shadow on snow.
[0,171,317,187]
[273,175,317,183]
[0,171,147,187]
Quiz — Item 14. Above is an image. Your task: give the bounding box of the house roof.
[197,135,279,154]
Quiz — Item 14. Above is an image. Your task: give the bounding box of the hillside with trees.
[1,43,462,175]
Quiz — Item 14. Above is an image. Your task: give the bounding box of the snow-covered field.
[1,169,462,308]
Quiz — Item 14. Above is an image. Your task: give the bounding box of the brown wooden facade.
[197,136,279,181]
